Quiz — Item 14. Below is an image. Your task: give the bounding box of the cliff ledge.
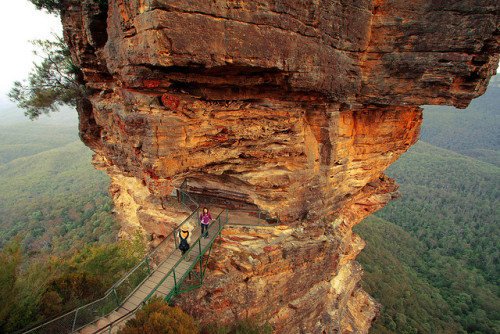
[60,0,499,332]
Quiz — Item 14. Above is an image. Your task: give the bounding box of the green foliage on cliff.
[8,36,84,120]
[201,318,274,334]
[357,75,500,334]
[355,216,500,334]
[121,297,198,334]
[28,0,108,15]
[0,238,24,328]
[0,133,117,256]
[0,237,145,332]
[378,141,500,288]
[120,297,273,334]
[29,0,63,14]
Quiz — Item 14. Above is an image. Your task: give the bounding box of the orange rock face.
[60,0,499,332]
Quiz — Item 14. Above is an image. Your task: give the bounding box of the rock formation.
[60,0,499,332]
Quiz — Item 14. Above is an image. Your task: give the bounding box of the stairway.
[76,223,219,334]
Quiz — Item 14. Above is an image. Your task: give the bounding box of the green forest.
[419,75,499,167]
[376,141,499,289]
[0,123,117,255]
[0,74,498,332]
[0,112,142,332]
[355,75,500,333]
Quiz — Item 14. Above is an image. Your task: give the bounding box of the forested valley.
[0,111,146,332]
[0,75,498,332]
[355,75,500,333]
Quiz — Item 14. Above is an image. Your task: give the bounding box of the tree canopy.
[8,36,84,120]
[28,0,63,14]
[122,298,198,334]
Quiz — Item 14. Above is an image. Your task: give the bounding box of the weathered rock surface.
[60,0,499,332]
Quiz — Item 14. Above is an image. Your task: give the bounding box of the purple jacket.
[200,212,212,225]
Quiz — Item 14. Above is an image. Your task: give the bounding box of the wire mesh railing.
[97,209,227,334]
[23,184,199,334]
[181,178,280,227]
[149,209,226,301]
[225,209,280,226]
[22,179,279,334]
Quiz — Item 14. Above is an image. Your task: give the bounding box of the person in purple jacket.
[199,207,213,238]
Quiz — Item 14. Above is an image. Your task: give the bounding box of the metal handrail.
[97,212,227,333]
[103,183,199,295]
[23,184,199,334]
[224,208,280,226]
[103,258,146,296]
[165,211,224,300]
[145,209,226,302]
[95,208,276,333]
[22,177,279,334]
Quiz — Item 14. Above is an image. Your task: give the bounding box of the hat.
[181,222,193,232]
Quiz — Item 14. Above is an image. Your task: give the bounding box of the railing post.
[218,216,222,245]
[72,308,79,332]
[196,207,200,227]
[173,268,178,294]
[199,239,203,282]
[145,256,151,275]
[22,177,203,334]
[113,287,120,307]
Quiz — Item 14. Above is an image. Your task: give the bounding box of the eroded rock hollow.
[61,0,499,332]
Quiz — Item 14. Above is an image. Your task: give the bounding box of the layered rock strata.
[60,0,500,332]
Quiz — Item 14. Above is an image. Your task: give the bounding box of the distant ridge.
[0,104,78,126]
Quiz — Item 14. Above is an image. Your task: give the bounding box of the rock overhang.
[60,0,499,332]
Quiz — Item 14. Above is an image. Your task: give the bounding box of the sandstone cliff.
[60,0,499,332]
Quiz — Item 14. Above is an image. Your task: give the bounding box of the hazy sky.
[0,1,62,107]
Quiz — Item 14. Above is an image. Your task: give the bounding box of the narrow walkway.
[77,221,220,334]
[23,180,279,334]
